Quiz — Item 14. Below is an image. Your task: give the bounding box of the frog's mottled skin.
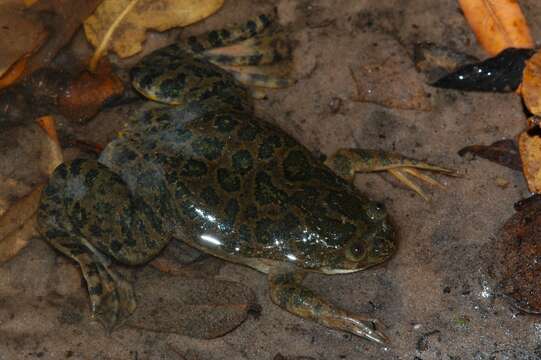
[38,15,397,344]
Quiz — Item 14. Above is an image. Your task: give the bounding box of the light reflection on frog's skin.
[37,14,454,345]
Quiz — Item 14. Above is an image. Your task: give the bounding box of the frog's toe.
[336,314,389,345]
[325,148,459,201]
[78,252,136,332]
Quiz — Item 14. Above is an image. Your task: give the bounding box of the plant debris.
[58,59,124,122]
[413,42,478,84]
[458,0,534,56]
[127,277,257,339]
[84,0,224,60]
[458,139,521,171]
[431,48,535,92]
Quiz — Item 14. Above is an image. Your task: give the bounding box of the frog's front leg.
[268,269,388,344]
[38,159,170,331]
[325,149,459,201]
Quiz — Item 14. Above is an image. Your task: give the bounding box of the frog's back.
[142,109,376,272]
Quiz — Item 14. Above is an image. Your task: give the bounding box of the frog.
[37,13,455,345]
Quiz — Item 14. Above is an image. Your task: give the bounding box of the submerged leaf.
[128,277,257,339]
[84,0,224,59]
[432,48,535,92]
[458,139,521,171]
[458,0,534,56]
[413,42,479,84]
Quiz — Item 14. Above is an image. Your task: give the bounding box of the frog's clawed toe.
[86,261,136,332]
[325,148,459,201]
[339,315,389,345]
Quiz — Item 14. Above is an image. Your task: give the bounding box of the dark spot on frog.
[255,171,287,205]
[181,159,208,177]
[191,137,224,160]
[224,198,240,230]
[325,191,363,219]
[244,205,258,219]
[207,30,224,48]
[200,186,220,206]
[69,159,84,176]
[214,114,238,132]
[55,163,68,179]
[238,123,260,141]
[217,168,241,192]
[232,149,253,174]
[84,169,99,187]
[258,134,282,159]
[283,150,312,181]
[110,239,123,253]
[238,224,252,243]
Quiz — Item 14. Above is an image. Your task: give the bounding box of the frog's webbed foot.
[42,233,136,332]
[325,149,459,201]
[268,270,388,345]
[77,240,136,332]
[181,13,295,95]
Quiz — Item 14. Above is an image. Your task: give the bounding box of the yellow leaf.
[459,0,533,56]
[84,0,224,60]
[521,49,541,116]
[518,130,541,193]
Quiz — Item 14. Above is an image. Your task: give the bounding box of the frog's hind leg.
[182,13,275,54]
[324,149,459,201]
[182,13,294,91]
[268,269,388,344]
[37,159,166,331]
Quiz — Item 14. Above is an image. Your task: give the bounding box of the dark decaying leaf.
[493,195,541,314]
[128,277,258,339]
[431,48,535,92]
[413,42,479,84]
[458,139,522,171]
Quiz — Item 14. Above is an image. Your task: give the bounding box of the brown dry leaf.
[58,59,124,122]
[521,49,541,115]
[26,0,103,74]
[459,0,534,56]
[0,2,47,84]
[350,37,432,111]
[0,0,102,89]
[518,130,541,193]
[458,139,521,171]
[0,117,62,263]
[84,0,224,60]
[128,277,257,339]
[0,184,44,263]
[493,195,541,314]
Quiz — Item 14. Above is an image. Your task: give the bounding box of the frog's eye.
[345,241,366,262]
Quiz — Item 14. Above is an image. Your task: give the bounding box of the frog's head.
[320,201,396,274]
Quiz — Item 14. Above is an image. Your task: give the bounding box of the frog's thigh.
[38,159,146,330]
[268,268,388,344]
